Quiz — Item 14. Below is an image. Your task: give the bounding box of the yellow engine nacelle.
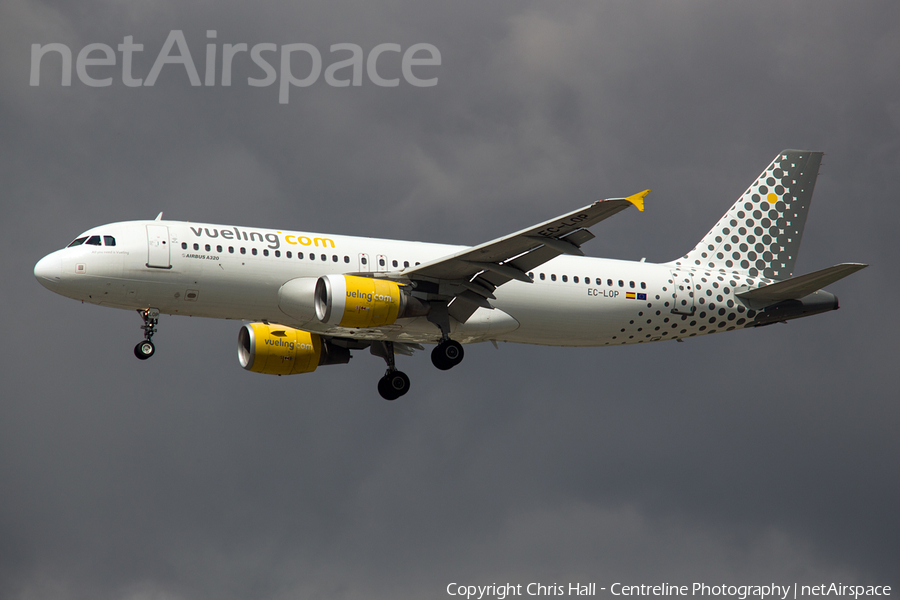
[315,274,405,328]
[238,322,322,375]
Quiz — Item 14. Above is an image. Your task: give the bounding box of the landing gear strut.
[134,308,159,360]
[373,341,411,401]
[431,338,464,371]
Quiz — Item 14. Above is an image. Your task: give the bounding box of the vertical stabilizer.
[674,150,823,280]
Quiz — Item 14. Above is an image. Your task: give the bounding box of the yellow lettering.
[313,237,335,248]
[285,235,297,245]
[299,236,312,246]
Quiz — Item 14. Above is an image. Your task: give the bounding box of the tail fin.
[674,150,823,280]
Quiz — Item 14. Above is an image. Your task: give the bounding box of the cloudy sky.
[2,0,898,598]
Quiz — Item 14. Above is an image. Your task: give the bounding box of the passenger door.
[146,225,171,269]
[671,270,695,315]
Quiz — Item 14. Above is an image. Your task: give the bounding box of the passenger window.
[630,281,635,288]
[540,273,546,280]
[263,249,269,256]
[379,258,385,267]
[573,276,579,283]
[332,255,338,262]
[193,243,199,251]
[562,275,568,282]
[205,244,211,251]
[298,252,304,259]
[286,251,292,258]
[596,278,602,285]
[641,282,646,289]
[86,235,101,245]
[217,245,223,253]
[345,256,350,263]
[240,247,246,255]
[607,279,613,286]
[182,242,187,250]
[252,248,258,256]
[618,280,624,287]
[404,261,409,268]
[103,236,116,246]
[310,253,315,260]
[321,254,326,261]
[392,260,398,267]
[229,247,234,254]
[551,274,557,282]
[360,257,366,265]
[274,250,280,257]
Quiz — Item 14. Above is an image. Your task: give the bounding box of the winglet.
[626,190,649,212]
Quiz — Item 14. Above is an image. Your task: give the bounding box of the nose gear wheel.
[134,308,160,361]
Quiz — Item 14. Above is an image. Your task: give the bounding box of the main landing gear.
[134,308,159,360]
[378,370,411,401]
[431,338,464,371]
[371,337,465,401]
[373,341,411,401]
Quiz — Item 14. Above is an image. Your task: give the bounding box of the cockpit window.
[67,237,87,247]
[85,235,102,246]
[103,236,116,246]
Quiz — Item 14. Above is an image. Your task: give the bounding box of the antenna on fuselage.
[154,212,163,221]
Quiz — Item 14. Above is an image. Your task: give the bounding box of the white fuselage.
[35,219,765,347]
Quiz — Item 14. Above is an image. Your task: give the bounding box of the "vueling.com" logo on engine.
[264,338,313,351]
[346,290,395,303]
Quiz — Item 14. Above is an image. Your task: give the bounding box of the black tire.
[378,371,410,400]
[431,339,464,370]
[134,340,155,360]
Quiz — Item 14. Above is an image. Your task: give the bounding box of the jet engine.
[278,274,429,328]
[238,322,350,375]
[314,274,429,328]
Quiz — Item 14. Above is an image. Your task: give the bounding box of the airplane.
[34,150,866,400]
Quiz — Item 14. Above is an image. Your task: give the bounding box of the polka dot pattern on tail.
[675,150,822,281]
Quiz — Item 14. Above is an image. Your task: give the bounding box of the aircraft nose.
[34,253,62,290]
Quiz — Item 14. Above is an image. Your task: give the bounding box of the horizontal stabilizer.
[737,263,867,306]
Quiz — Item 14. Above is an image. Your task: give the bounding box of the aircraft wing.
[400,191,648,322]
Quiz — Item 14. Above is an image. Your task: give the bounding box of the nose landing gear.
[134,308,159,360]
